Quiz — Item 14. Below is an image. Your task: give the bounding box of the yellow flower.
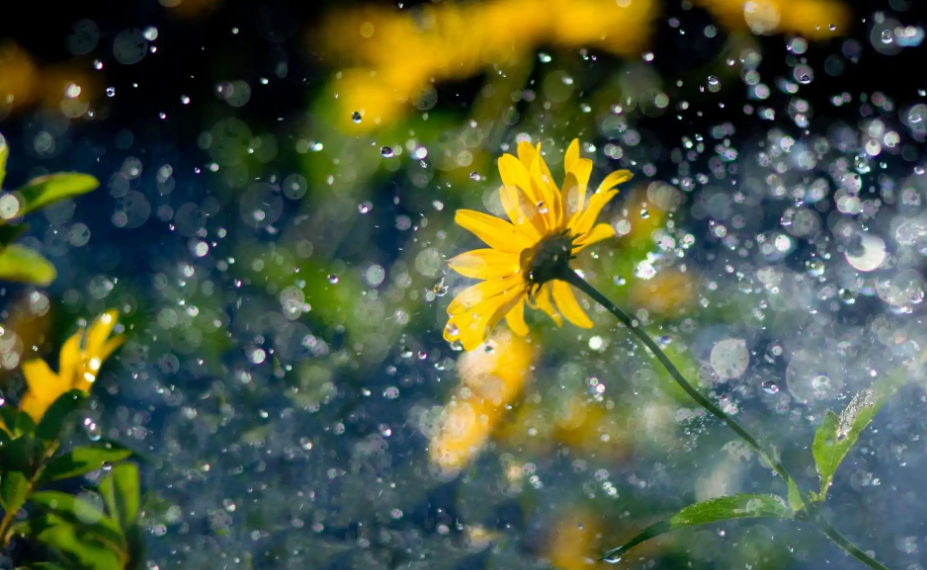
[19,310,124,422]
[444,139,632,351]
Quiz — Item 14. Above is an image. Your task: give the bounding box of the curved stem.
[562,270,793,483]
[563,270,891,570]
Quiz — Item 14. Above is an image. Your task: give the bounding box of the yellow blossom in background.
[429,329,534,475]
[444,139,632,351]
[547,508,600,570]
[0,42,97,119]
[19,310,124,422]
[693,0,850,38]
[314,0,655,130]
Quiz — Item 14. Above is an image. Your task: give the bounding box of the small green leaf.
[0,405,21,435]
[100,462,140,530]
[35,390,85,441]
[0,471,28,513]
[19,513,119,570]
[14,409,36,438]
[786,478,804,512]
[0,223,27,245]
[0,244,56,286]
[0,132,8,189]
[39,444,133,484]
[29,491,126,550]
[13,173,99,218]
[601,494,792,562]
[0,435,38,472]
[812,357,915,500]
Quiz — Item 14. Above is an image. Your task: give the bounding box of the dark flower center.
[522,231,574,292]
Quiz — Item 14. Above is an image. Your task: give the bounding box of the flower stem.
[563,270,891,570]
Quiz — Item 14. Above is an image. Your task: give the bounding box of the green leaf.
[14,409,36,438]
[786,478,804,512]
[100,463,140,530]
[16,564,69,570]
[812,360,914,500]
[0,471,28,513]
[0,405,21,436]
[0,223,27,246]
[29,491,126,550]
[39,444,133,484]
[18,513,119,570]
[0,132,8,189]
[0,244,56,286]
[601,494,792,562]
[13,173,99,218]
[35,390,85,441]
[0,435,38,472]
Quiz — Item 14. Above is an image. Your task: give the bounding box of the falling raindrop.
[327,274,339,284]
[351,111,362,123]
[380,146,394,158]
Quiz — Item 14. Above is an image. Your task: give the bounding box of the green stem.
[0,440,58,548]
[563,270,890,570]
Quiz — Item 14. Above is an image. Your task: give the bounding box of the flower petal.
[456,210,534,253]
[448,249,521,280]
[596,169,633,194]
[552,280,593,328]
[448,275,524,315]
[505,299,530,336]
[564,139,580,174]
[572,223,616,253]
[85,310,118,357]
[533,282,562,326]
[569,189,618,236]
[21,358,69,421]
[58,332,82,387]
[499,184,545,241]
[562,158,593,224]
[445,287,524,351]
[499,154,540,203]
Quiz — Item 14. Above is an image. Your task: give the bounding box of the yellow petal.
[499,184,545,241]
[597,169,633,193]
[505,299,530,336]
[19,392,51,423]
[529,158,561,230]
[564,139,580,174]
[96,336,125,365]
[533,283,562,326]
[445,287,524,351]
[85,310,119,357]
[561,158,593,223]
[455,210,534,253]
[552,280,593,328]
[448,249,521,280]
[572,223,616,253]
[498,154,540,203]
[21,358,70,421]
[447,275,524,315]
[58,332,82,386]
[516,141,539,170]
[570,189,618,236]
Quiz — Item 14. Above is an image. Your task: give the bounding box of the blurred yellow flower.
[19,310,124,422]
[547,508,600,570]
[0,42,97,118]
[444,139,632,351]
[315,0,655,130]
[694,0,850,38]
[429,329,533,474]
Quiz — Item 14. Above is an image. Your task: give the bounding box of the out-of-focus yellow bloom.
[429,329,534,474]
[547,508,600,570]
[315,0,655,130]
[445,139,632,351]
[693,0,850,38]
[19,310,124,422]
[0,42,97,118]
[629,269,697,316]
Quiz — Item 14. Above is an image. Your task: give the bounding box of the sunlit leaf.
[0,244,56,285]
[0,471,28,513]
[35,390,86,441]
[18,513,119,570]
[100,462,140,530]
[787,478,804,513]
[812,357,916,500]
[29,491,126,551]
[601,494,792,562]
[13,173,99,218]
[39,444,133,484]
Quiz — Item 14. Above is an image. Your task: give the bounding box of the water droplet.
[106,87,116,97]
[536,201,549,214]
[180,94,191,105]
[327,274,339,284]
[640,208,650,219]
[83,417,101,441]
[707,75,720,86]
[380,146,394,158]
[538,52,552,63]
[603,552,622,564]
[469,171,481,181]
[761,381,780,395]
[93,60,103,70]
[358,201,373,214]
[881,29,894,44]
[351,111,362,123]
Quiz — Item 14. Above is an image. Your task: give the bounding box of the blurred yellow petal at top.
[693,0,851,38]
[428,328,534,475]
[18,310,125,422]
[314,0,656,130]
[445,139,633,351]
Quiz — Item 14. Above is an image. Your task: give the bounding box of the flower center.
[522,231,573,291]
